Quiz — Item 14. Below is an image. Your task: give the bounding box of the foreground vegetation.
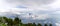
[0,16,52,26]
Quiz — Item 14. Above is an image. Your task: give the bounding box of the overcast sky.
[0,0,60,26]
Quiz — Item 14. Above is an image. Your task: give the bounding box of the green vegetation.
[37,23,42,26]
[0,16,52,26]
[44,24,48,26]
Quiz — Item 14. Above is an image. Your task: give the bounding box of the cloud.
[6,0,55,4]
[0,0,58,19]
[32,14,49,20]
[0,0,60,24]
[16,5,27,8]
[4,0,56,10]
[56,23,60,26]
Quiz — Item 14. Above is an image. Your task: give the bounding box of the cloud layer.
[0,0,60,26]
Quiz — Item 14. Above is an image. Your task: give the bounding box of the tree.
[27,23,33,26]
[37,23,42,26]
[0,23,7,26]
[3,16,8,23]
[33,23,36,26]
[7,18,13,26]
[44,24,48,26]
[3,16,13,26]
[0,17,2,22]
[49,24,52,26]
[13,17,20,26]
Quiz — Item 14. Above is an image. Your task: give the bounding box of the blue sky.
[0,0,60,26]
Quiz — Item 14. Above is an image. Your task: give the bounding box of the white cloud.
[31,14,49,20]
[48,0,60,9]
[0,0,60,24]
[56,23,60,26]
[0,0,58,12]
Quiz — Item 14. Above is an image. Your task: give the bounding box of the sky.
[0,0,60,26]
